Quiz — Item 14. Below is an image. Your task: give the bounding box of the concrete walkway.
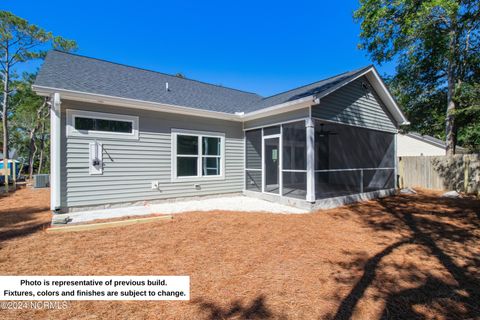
[62,195,308,224]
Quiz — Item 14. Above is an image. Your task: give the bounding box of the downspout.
[50,92,61,211]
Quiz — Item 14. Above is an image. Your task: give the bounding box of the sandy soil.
[0,187,479,319]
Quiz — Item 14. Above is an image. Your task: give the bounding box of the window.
[75,117,133,133]
[172,129,225,181]
[67,110,139,139]
[202,137,221,176]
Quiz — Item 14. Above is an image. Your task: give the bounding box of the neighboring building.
[0,150,20,184]
[397,132,467,156]
[33,51,409,214]
[0,149,18,160]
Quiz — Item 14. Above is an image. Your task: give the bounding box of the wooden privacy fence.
[398,154,480,195]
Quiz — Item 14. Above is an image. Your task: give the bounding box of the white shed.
[397,133,467,156]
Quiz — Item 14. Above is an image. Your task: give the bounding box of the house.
[32,51,409,213]
[397,132,467,156]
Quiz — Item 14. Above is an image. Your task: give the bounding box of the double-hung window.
[172,129,225,181]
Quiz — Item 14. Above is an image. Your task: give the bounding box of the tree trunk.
[27,99,47,179]
[445,71,457,156]
[2,44,9,192]
[18,158,24,178]
[28,131,37,180]
[37,115,46,174]
[445,24,458,157]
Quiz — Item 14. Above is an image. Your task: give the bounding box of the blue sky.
[4,0,396,96]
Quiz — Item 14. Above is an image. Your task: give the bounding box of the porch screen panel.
[245,129,262,191]
[246,170,262,192]
[282,121,307,199]
[314,120,395,199]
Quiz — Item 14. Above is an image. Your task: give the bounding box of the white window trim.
[66,109,139,140]
[171,128,226,182]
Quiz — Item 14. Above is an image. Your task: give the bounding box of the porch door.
[263,136,280,194]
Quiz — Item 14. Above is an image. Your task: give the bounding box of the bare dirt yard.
[0,187,479,319]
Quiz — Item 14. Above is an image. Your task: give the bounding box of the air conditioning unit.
[33,174,50,188]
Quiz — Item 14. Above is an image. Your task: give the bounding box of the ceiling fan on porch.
[316,124,338,137]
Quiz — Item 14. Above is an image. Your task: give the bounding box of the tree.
[0,11,76,190]
[10,73,50,179]
[354,0,480,155]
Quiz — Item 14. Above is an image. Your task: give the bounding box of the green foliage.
[355,0,480,153]
[0,11,77,62]
[455,82,480,151]
[0,11,77,175]
[10,73,50,171]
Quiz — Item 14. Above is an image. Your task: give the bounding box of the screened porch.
[244,119,396,203]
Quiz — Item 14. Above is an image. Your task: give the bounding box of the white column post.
[394,132,398,189]
[306,118,315,202]
[50,93,61,211]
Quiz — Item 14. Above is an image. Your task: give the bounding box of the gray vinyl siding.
[245,130,262,169]
[243,107,309,129]
[60,101,244,210]
[311,76,397,133]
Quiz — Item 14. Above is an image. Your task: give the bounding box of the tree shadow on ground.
[0,220,50,243]
[330,192,480,320]
[193,295,285,320]
[0,190,50,243]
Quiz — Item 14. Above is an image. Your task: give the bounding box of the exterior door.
[263,136,280,194]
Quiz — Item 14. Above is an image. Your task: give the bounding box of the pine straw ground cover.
[0,187,479,320]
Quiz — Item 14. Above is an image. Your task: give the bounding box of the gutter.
[32,85,317,123]
[32,85,242,122]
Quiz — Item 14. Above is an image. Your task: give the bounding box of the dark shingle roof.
[249,66,371,112]
[34,51,370,114]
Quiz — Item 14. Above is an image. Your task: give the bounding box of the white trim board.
[50,93,61,211]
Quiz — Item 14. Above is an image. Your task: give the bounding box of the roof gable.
[312,76,397,132]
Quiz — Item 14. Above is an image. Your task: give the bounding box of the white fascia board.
[32,85,241,122]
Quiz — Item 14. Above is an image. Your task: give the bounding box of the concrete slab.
[61,195,308,224]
